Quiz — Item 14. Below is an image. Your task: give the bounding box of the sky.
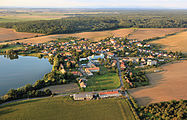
[0,0,187,9]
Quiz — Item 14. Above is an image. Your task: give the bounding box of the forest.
[137,100,187,120]
[0,10,186,34]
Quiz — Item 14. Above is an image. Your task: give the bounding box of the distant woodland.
[0,10,186,34]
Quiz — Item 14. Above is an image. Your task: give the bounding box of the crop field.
[40,83,80,94]
[0,28,41,42]
[150,31,187,54]
[0,97,135,120]
[60,28,134,41]
[0,28,186,45]
[0,28,133,45]
[127,28,186,41]
[128,60,187,106]
[85,66,120,91]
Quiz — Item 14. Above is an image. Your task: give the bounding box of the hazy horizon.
[1,0,187,9]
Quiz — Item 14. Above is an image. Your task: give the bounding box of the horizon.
[1,0,187,9]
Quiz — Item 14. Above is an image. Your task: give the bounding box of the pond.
[0,55,52,96]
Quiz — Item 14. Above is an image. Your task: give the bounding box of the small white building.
[79,58,88,61]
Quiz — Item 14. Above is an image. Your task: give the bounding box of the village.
[1,36,183,101]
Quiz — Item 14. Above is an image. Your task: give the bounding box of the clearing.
[128,60,187,106]
[40,83,80,94]
[0,97,135,120]
[85,66,120,91]
[127,28,186,41]
[150,31,187,54]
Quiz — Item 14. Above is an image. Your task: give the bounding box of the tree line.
[0,13,186,34]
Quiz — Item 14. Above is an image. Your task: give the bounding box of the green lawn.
[0,45,24,52]
[85,66,120,91]
[0,97,135,120]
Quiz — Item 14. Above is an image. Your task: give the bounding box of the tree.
[44,89,52,96]
[66,62,71,68]
[75,64,79,68]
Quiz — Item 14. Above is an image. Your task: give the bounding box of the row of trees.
[0,13,186,34]
[0,83,52,103]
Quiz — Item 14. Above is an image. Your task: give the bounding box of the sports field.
[0,97,135,120]
[85,66,120,91]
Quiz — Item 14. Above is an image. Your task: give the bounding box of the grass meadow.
[0,97,135,120]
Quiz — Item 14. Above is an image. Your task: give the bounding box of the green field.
[0,15,61,23]
[0,97,135,120]
[85,66,120,91]
[0,45,24,52]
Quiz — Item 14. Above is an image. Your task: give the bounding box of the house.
[65,52,72,56]
[120,62,126,70]
[147,60,157,66]
[79,78,87,86]
[112,60,117,67]
[60,69,66,74]
[110,39,116,44]
[85,68,93,76]
[86,67,100,72]
[60,64,66,74]
[80,82,87,88]
[106,52,114,58]
[71,71,83,77]
[99,91,121,98]
[87,62,97,68]
[73,93,93,100]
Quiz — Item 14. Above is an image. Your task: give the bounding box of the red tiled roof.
[87,67,100,71]
[99,91,119,95]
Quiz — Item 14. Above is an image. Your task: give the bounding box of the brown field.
[128,60,187,106]
[0,28,133,44]
[40,83,80,94]
[150,31,187,53]
[0,28,186,45]
[0,28,42,42]
[127,28,186,41]
[57,28,134,41]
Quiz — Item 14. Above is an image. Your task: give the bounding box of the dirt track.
[128,60,187,106]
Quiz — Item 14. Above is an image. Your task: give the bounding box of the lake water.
[0,55,52,96]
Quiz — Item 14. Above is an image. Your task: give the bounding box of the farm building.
[73,93,93,101]
[99,91,121,98]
